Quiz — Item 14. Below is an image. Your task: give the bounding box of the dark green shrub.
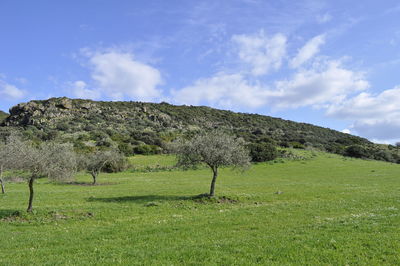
[102,155,129,173]
[290,141,305,149]
[345,145,367,158]
[279,141,289,148]
[118,142,134,156]
[134,144,162,155]
[248,143,278,162]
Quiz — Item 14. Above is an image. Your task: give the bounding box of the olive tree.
[2,136,77,212]
[174,131,250,197]
[0,142,8,193]
[0,134,27,194]
[82,149,124,185]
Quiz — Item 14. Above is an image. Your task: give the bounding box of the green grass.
[1,151,400,265]
[128,154,177,171]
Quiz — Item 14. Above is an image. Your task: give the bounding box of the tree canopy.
[174,131,250,196]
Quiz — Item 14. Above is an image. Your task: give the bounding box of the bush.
[134,144,162,155]
[345,145,367,158]
[118,142,134,156]
[102,156,129,173]
[290,141,305,149]
[248,142,278,162]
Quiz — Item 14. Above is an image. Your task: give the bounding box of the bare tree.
[2,136,77,212]
[173,131,250,197]
[82,149,124,185]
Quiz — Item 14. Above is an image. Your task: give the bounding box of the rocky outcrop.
[3,97,178,131]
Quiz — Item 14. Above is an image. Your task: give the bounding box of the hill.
[1,97,398,162]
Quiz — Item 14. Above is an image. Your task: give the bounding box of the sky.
[0,0,399,144]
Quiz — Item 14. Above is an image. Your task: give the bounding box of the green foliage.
[289,141,306,149]
[133,144,162,155]
[174,131,250,170]
[345,145,368,158]
[102,156,129,173]
[248,142,278,162]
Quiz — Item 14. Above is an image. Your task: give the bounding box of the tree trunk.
[91,171,97,185]
[0,179,4,194]
[209,166,218,197]
[0,165,5,194]
[27,177,34,212]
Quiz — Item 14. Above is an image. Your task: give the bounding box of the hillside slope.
[0,97,398,162]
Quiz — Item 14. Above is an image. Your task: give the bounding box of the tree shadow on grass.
[0,209,22,220]
[54,181,119,186]
[87,195,194,204]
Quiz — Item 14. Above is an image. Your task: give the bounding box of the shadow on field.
[86,195,193,204]
[0,209,21,220]
[56,181,119,186]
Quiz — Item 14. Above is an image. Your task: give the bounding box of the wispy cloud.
[327,86,400,142]
[72,49,163,101]
[232,31,287,76]
[290,34,326,68]
[70,80,101,100]
[0,79,26,100]
[271,60,369,109]
[172,72,267,109]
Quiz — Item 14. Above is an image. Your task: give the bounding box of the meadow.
[0,151,399,265]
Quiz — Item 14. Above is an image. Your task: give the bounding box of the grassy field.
[128,154,177,171]
[1,151,400,265]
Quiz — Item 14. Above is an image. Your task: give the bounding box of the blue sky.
[1,0,400,143]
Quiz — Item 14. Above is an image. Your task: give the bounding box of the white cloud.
[232,31,287,76]
[290,34,326,68]
[78,50,163,101]
[172,60,368,110]
[0,80,26,100]
[327,87,400,142]
[71,80,101,100]
[342,128,351,134]
[269,60,369,108]
[172,73,268,108]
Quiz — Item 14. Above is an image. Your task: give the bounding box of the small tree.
[3,136,77,212]
[82,149,124,185]
[174,131,250,197]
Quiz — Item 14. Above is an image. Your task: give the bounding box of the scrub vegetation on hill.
[1,97,399,163]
